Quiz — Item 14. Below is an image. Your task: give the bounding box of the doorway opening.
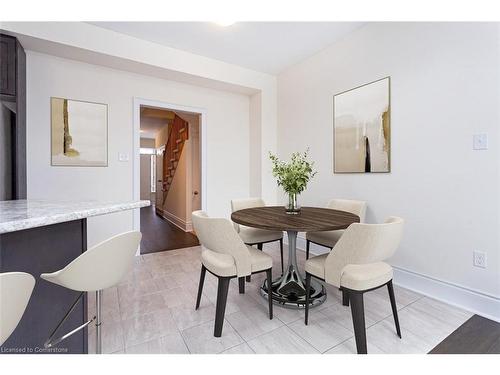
[138,104,202,254]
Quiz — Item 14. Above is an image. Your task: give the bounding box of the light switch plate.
[118,152,129,162]
[473,134,488,150]
[473,251,487,268]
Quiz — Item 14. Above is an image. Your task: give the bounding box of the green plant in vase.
[269,149,317,214]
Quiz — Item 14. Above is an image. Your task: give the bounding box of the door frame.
[133,97,208,232]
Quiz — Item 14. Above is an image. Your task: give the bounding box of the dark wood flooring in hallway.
[140,205,199,254]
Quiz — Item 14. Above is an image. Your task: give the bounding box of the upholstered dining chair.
[305,199,367,259]
[192,210,273,337]
[0,272,35,346]
[304,217,404,354]
[231,198,284,278]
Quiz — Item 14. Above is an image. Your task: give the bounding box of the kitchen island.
[0,200,149,354]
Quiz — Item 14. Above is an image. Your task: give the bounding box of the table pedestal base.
[260,230,326,309]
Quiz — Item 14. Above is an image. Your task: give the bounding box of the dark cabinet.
[0,33,26,200]
[0,35,17,96]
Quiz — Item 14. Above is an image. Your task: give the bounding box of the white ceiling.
[89,22,364,74]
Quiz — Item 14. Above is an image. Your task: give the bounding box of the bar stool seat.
[40,231,142,353]
[0,272,35,346]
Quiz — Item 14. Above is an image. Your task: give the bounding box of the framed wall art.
[51,97,108,166]
[333,77,390,173]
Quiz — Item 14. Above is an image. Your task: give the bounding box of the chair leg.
[387,280,402,338]
[349,291,367,354]
[238,277,245,294]
[95,290,102,354]
[342,289,349,306]
[306,240,310,260]
[195,265,206,310]
[246,275,251,282]
[214,277,230,337]
[257,243,263,250]
[266,268,273,319]
[279,238,284,274]
[304,273,311,325]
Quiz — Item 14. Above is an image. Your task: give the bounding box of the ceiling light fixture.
[214,21,236,27]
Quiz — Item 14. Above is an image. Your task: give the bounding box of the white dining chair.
[306,199,367,259]
[192,210,273,337]
[0,272,35,346]
[40,231,142,354]
[231,198,284,277]
[304,217,404,354]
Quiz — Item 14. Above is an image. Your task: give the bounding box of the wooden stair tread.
[161,115,189,206]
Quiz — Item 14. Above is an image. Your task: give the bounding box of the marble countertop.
[0,200,150,234]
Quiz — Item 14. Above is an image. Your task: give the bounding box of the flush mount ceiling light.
[214,21,236,27]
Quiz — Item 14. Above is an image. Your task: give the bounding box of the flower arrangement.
[269,149,317,214]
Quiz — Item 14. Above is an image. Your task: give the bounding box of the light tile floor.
[87,243,472,354]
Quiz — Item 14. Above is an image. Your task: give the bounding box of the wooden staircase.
[161,114,189,205]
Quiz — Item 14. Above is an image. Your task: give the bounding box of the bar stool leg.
[95,290,102,354]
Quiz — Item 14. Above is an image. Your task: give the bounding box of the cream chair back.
[327,199,367,223]
[40,231,142,292]
[230,198,265,232]
[0,272,35,345]
[192,210,251,277]
[324,217,404,287]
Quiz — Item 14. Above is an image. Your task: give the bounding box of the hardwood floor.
[430,315,500,354]
[140,206,199,254]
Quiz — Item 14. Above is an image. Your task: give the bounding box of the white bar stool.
[40,231,141,354]
[0,272,35,346]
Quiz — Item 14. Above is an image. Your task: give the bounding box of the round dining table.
[231,206,359,309]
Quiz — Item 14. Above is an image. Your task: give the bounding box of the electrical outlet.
[473,134,488,150]
[473,251,487,269]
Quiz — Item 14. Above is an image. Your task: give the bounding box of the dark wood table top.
[231,206,360,232]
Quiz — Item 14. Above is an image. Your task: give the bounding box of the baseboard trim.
[392,266,500,323]
[287,234,500,322]
[156,208,192,232]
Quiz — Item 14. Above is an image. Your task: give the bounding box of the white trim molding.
[132,97,208,233]
[392,266,500,323]
[156,208,193,232]
[287,233,500,323]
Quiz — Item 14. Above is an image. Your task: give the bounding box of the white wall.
[27,51,250,246]
[139,154,151,201]
[278,23,500,306]
[249,93,262,197]
[2,22,278,204]
[139,138,155,201]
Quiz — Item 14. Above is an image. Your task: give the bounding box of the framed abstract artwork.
[51,97,108,166]
[333,77,391,173]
